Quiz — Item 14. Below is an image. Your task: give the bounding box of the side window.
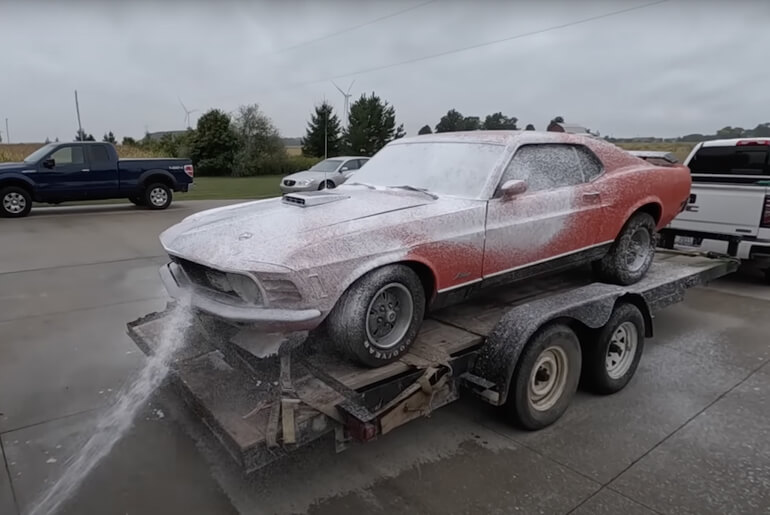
[87,145,112,167]
[357,158,369,168]
[49,146,85,167]
[574,145,603,181]
[343,159,360,171]
[689,146,769,176]
[499,144,584,194]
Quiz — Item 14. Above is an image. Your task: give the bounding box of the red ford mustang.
[159,131,691,367]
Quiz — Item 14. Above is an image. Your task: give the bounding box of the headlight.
[296,179,311,186]
[225,273,262,304]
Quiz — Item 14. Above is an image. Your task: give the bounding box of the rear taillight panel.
[737,140,770,146]
[761,196,770,228]
[184,164,194,178]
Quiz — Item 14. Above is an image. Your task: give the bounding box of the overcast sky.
[1,0,768,143]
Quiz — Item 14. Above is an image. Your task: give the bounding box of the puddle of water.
[28,301,192,515]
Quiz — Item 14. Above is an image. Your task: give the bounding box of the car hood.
[0,162,26,172]
[160,189,435,269]
[283,170,334,181]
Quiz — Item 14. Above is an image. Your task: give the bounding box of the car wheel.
[583,303,645,394]
[144,183,172,210]
[318,180,335,190]
[325,264,426,368]
[129,195,146,206]
[594,212,656,285]
[505,323,581,430]
[0,186,32,218]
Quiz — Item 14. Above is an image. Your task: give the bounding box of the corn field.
[0,143,162,162]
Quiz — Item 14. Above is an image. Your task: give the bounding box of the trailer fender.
[472,283,652,406]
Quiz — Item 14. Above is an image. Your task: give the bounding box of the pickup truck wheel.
[144,183,172,210]
[583,303,645,394]
[506,323,581,430]
[1,186,32,218]
[325,264,426,368]
[129,195,146,207]
[594,212,656,285]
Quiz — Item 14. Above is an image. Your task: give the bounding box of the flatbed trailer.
[127,250,738,474]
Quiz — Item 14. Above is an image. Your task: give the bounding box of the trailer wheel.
[594,212,656,285]
[584,303,645,394]
[325,264,425,368]
[506,323,581,430]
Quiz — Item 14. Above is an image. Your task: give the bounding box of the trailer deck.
[127,250,738,474]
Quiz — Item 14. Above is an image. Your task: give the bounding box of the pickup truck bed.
[127,250,737,474]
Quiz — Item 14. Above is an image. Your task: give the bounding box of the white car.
[280,156,369,193]
[663,137,770,281]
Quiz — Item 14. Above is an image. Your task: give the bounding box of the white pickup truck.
[658,138,770,282]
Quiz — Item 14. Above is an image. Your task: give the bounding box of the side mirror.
[500,179,527,199]
[340,166,349,172]
[42,158,55,169]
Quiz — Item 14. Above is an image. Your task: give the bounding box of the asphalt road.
[1,201,769,515]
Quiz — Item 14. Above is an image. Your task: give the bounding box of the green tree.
[482,112,518,130]
[190,109,238,176]
[551,116,565,124]
[525,124,535,131]
[343,92,404,156]
[716,126,746,139]
[418,124,432,135]
[463,116,481,131]
[435,109,466,133]
[750,123,770,137]
[122,136,137,146]
[102,131,117,144]
[301,101,342,158]
[44,137,51,144]
[232,104,287,176]
[75,129,95,141]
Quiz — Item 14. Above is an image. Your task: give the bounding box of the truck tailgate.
[670,183,768,237]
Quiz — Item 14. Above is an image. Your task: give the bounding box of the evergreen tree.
[301,101,342,158]
[343,92,404,156]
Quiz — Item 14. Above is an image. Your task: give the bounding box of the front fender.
[472,285,652,406]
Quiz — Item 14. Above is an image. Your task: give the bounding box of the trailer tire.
[506,323,581,430]
[326,264,425,368]
[594,212,656,285]
[583,303,645,394]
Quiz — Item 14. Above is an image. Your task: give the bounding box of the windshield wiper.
[389,185,438,200]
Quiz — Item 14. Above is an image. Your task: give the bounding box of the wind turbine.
[331,80,355,128]
[178,97,199,129]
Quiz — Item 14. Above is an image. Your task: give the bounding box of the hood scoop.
[282,191,349,207]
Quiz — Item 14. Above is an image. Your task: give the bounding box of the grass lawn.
[33,176,283,208]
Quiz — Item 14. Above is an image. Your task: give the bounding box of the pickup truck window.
[689,147,769,176]
[87,145,111,167]
[50,146,85,166]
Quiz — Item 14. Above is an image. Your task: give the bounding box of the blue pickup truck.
[0,141,194,217]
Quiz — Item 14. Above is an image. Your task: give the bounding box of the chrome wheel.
[149,187,168,207]
[605,321,638,379]
[528,346,569,412]
[365,283,414,350]
[3,192,26,214]
[626,227,652,272]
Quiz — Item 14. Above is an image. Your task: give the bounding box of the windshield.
[24,143,57,163]
[346,141,506,198]
[309,159,343,172]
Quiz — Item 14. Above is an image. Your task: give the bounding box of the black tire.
[144,183,172,210]
[129,195,146,206]
[594,212,656,285]
[506,323,581,430]
[318,180,335,190]
[325,264,426,368]
[583,303,645,394]
[0,186,32,218]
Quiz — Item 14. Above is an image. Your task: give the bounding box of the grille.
[283,179,296,186]
[170,256,240,300]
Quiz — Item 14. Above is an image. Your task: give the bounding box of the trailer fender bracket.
[472,284,652,406]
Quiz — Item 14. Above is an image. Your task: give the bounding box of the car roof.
[391,130,598,147]
[700,137,770,147]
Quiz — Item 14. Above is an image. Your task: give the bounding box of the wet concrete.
[1,200,769,514]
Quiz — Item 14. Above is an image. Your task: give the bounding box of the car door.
[482,143,606,279]
[85,144,120,199]
[34,145,91,201]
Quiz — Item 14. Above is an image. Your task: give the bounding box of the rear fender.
[138,169,177,189]
[472,287,651,406]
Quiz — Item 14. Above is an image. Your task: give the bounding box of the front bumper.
[279,182,317,194]
[159,262,323,330]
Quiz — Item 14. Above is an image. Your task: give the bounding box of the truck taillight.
[762,196,770,228]
[737,140,770,146]
[184,164,194,178]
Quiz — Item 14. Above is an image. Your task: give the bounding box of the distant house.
[546,122,590,134]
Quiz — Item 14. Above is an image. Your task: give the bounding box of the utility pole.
[74,90,83,140]
[323,95,328,160]
[4,118,9,144]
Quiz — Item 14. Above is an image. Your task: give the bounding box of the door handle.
[583,192,600,200]
[81,168,90,172]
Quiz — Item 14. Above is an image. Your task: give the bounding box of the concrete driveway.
[1,201,768,515]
